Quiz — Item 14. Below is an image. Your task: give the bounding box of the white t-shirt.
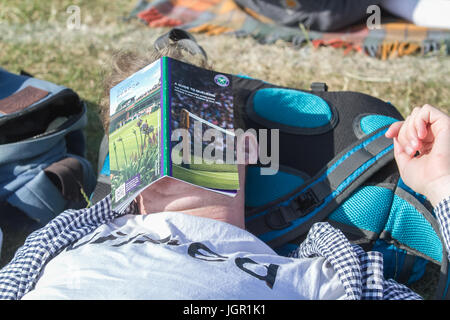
[22,212,346,300]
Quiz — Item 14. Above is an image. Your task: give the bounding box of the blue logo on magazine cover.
[125,174,141,194]
[214,74,230,87]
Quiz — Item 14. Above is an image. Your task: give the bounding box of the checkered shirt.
[435,196,450,262]
[1,195,449,300]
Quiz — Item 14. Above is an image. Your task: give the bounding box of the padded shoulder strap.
[246,126,394,248]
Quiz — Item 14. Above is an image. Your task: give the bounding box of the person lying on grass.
[0,42,449,300]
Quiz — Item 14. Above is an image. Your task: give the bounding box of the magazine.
[109,57,238,212]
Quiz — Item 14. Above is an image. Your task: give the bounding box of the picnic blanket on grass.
[128,0,450,60]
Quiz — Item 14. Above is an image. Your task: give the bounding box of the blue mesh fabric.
[360,114,399,135]
[245,166,305,207]
[252,88,332,128]
[328,186,393,234]
[385,195,442,263]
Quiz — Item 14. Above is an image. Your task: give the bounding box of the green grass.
[0,0,449,299]
[110,111,161,171]
[189,162,238,173]
[173,164,239,191]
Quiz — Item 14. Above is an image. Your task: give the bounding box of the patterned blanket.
[128,0,450,59]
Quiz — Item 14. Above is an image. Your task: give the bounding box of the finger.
[407,117,421,152]
[407,107,422,151]
[421,104,447,123]
[385,121,403,138]
[414,112,428,140]
[418,104,448,138]
[393,137,410,173]
[398,116,415,156]
[418,144,433,156]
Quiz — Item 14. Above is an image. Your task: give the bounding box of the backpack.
[232,77,449,299]
[90,28,449,299]
[0,68,97,232]
[92,74,449,299]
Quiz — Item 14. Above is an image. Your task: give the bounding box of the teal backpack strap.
[246,126,394,248]
[377,184,449,299]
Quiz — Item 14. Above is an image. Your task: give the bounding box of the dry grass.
[0,0,449,300]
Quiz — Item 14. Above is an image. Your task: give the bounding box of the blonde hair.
[99,43,210,132]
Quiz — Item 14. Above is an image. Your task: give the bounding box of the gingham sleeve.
[434,196,450,262]
[292,222,423,300]
[0,195,127,300]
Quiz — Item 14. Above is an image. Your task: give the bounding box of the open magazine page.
[169,58,239,195]
[109,59,163,211]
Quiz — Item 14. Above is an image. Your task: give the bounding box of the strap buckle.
[310,82,328,92]
[292,189,321,214]
[265,190,322,230]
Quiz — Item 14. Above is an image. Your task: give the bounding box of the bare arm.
[385,104,450,259]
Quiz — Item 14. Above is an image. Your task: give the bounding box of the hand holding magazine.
[109,57,239,212]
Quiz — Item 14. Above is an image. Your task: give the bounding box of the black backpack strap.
[435,247,449,299]
[246,126,394,248]
[90,174,111,205]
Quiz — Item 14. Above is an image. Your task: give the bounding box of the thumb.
[385,121,403,139]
